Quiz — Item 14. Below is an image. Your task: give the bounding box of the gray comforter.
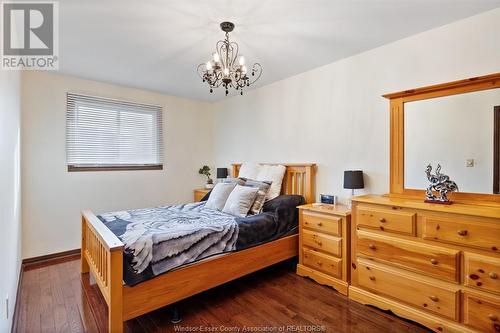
[98,194,304,285]
[99,202,238,275]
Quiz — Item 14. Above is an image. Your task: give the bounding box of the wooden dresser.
[296,204,351,295]
[350,195,500,333]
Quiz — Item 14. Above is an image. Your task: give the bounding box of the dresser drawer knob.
[457,230,468,236]
[369,276,376,281]
[317,222,323,227]
[429,296,439,302]
[490,272,498,279]
[368,244,376,250]
[379,218,386,223]
[488,314,498,322]
[317,261,323,266]
[430,258,438,265]
[315,240,322,246]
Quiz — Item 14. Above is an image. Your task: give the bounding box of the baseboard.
[12,249,81,332]
[10,264,23,333]
[22,248,81,268]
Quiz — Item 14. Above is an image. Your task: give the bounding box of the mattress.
[98,194,304,286]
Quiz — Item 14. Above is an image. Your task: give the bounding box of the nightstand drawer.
[357,259,459,321]
[463,292,500,333]
[302,210,342,236]
[464,253,500,295]
[357,230,459,282]
[302,229,341,257]
[303,248,342,278]
[357,206,416,236]
[422,216,500,252]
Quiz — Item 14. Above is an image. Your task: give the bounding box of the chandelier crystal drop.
[197,22,262,96]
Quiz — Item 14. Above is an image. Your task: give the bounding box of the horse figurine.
[425,164,459,204]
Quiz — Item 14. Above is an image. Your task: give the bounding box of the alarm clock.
[320,194,337,205]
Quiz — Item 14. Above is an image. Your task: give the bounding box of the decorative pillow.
[205,182,237,211]
[241,178,272,214]
[256,164,286,200]
[237,163,261,180]
[222,185,259,217]
[221,177,246,186]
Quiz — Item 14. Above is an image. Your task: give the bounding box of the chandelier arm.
[229,42,239,70]
[247,63,262,85]
[215,40,226,68]
[213,80,223,88]
[234,72,246,88]
[197,63,207,80]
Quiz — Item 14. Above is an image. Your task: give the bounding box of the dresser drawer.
[463,292,500,333]
[303,248,342,278]
[464,253,500,295]
[302,229,341,257]
[302,210,342,236]
[357,259,459,320]
[357,230,459,282]
[422,216,500,252]
[356,206,416,236]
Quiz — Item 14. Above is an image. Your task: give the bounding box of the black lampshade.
[344,170,364,189]
[217,167,228,179]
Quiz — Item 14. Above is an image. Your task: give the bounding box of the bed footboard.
[81,210,124,333]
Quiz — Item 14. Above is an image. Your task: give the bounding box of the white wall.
[19,7,500,258]
[405,89,499,193]
[0,71,22,332]
[22,72,214,258]
[212,8,500,203]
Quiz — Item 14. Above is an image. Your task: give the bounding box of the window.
[66,93,163,171]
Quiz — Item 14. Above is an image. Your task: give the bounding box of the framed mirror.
[384,73,500,203]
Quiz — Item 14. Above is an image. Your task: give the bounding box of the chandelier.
[197,22,262,96]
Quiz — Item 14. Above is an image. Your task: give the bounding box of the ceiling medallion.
[197,21,262,96]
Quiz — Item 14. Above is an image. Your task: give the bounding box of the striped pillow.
[241,178,272,215]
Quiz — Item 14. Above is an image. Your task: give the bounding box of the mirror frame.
[384,72,500,203]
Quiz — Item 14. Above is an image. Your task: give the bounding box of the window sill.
[67,165,163,172]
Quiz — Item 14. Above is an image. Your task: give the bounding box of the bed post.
[304,165,316,204]
[81,211,125,333]
[108,249,123,333]
[81,215,90,274]
[232,163,241,178]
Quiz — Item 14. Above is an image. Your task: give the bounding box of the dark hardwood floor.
[14,258,431,333]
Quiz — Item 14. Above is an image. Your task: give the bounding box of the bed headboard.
[232,163,317,204]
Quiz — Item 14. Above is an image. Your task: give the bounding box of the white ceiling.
[58,0,500,101]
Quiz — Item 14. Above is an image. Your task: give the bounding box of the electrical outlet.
[5,295,8,319]
[466,159,475,167]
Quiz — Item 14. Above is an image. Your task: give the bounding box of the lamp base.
[424,199,453,205]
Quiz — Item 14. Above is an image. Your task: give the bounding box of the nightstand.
[193,188,210,202]
[296,203,351,295]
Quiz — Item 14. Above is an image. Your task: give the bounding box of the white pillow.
[205,182,237,211]
[256,164,286,200]
[222,185,259,217]
[237,162,261,180]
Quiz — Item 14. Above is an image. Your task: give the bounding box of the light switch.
[466,159,475,167]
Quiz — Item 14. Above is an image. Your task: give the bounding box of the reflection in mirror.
[404,88,500,194]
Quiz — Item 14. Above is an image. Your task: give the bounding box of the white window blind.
[66,93,163,171]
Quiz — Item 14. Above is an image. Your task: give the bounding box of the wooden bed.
[81,163,316,332]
